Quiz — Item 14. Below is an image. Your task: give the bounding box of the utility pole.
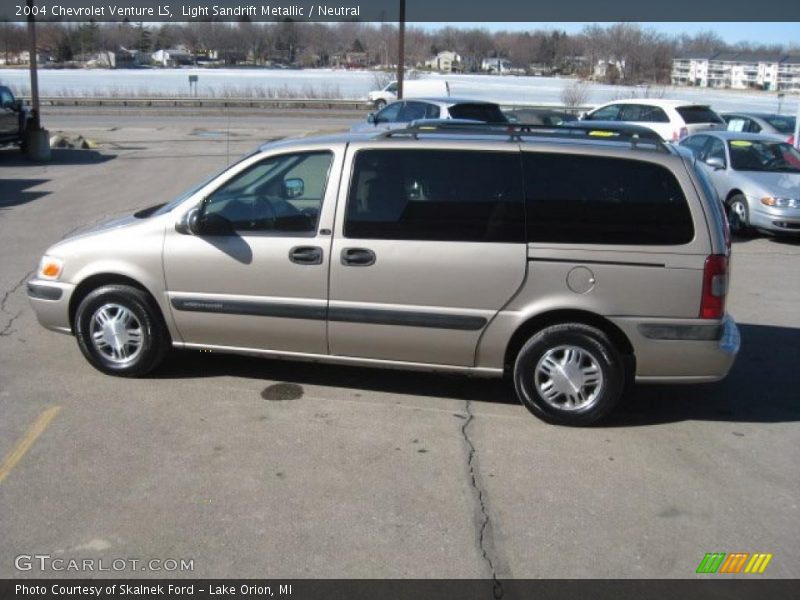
[25,0,49,160]
[396,0,405,99]
[26,0,40,129]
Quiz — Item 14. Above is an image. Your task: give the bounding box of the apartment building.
[672,52,800,92]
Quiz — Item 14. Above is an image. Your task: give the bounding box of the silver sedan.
[680,131,800,236]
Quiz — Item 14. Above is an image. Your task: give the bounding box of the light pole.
[25,0,50,160]
[396,0,405,100]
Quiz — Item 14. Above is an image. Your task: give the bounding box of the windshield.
[728,139,800,172]
[151,150,260,216]
[763,115,796,134]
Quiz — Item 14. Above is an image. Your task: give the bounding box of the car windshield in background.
[728,140,800,172]
[677,106,724,124]
[448,103,507,123]
[764,115,797,134]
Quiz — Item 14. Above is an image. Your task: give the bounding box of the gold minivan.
[27,124,739,425]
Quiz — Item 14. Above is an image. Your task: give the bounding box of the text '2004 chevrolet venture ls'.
[28,123,740,425]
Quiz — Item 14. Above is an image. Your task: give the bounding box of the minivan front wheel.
[75,284,168,377]
[513,323,624,426]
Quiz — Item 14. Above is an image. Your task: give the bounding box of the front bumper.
[27,279,75,334]
[611,315,740,383]
[750,206,800,234]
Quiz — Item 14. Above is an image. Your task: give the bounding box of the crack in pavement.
[0,211,139,337]
[0,270,35,336]
[461,399,505,598]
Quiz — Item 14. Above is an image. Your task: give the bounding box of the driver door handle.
[341,248,376,267]
[289,246,323,265]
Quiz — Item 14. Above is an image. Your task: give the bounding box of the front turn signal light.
[39,257,63,280]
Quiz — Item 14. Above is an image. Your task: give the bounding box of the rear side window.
[677,106,724,124]
[763,115,796,134]
[619,104,670,123]
[346,149,524,242]
[448,103,507,123]
[523,153,694,245]
[587,105,621,121]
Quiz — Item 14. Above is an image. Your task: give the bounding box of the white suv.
[583,99,725,141]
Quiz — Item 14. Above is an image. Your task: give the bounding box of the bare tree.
[561,80,590,108]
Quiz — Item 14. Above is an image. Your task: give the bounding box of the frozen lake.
[1,68,797,113]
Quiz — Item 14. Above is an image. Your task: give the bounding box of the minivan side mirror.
[705,156,726,170]
[176,207,235,236]
[283,177,304,199]
[175,208,198,235]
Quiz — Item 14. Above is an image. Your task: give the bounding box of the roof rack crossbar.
[377,122,670,153]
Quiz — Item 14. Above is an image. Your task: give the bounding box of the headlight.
[761,197,798,208]
[38,256,63,280]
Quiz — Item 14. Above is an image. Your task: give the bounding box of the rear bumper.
[611,315,740,383]
[27,279,75,334]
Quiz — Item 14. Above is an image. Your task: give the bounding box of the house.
[151,47,194,67]
[481,57,512,74]
[0,50,48,65]
[113,48,148,68]
[671,52,800,91]
[424,50,461,73]
[593,59,625,81]
[331,52,368,69]
[671,52,716,87]
[777,55,800,92]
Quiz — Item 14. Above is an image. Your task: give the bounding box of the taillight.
[700,255,729,319]
[673,127,688,141]
[789,135,795,146]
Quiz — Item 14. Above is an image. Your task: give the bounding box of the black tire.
[74,284,169,377]
[727,194,754,237]
[513,323,625,426]
[374,99,387,110]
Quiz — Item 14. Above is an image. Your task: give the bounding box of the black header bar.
[2,0,800,22]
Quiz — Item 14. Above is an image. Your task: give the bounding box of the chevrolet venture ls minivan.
[28,124,739,425]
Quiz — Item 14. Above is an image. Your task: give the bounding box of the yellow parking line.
[0,406,62,484]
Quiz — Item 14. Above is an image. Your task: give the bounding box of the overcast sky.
[415,22,800,46]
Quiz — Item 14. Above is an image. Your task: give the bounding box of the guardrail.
[23,97,373,110]
[20,96,591,114]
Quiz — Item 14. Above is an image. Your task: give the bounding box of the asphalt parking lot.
[0,108,798,579]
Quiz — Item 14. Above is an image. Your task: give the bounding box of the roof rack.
[377,121,670,153]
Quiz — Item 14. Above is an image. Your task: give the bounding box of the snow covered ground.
[1,68,797,113]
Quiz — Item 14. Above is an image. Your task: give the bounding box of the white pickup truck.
[367,79,450,109]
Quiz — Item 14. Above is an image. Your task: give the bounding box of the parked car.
[350,98,507,133]
[367,79,450,109]
[27,123,738,426]
[0,86,28,149]
[721,112,796,145]
[680,131,800,236]
[582,99,725,141]
[504,108,578,126]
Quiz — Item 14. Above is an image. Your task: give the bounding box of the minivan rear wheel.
[75,284,168,377]
[513,323,624,426]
